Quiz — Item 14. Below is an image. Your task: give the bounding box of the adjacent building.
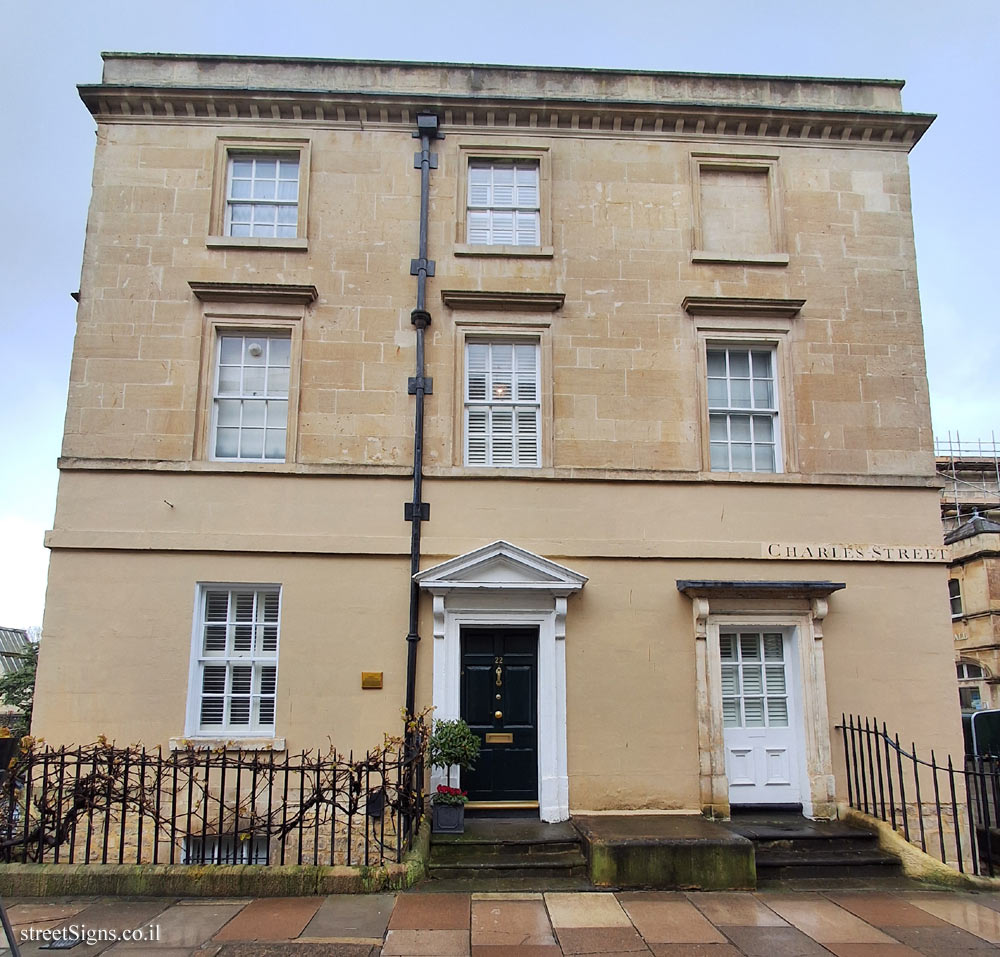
[33,54,961,822]
[938,438,1000,712]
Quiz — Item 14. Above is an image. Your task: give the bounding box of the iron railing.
[0,725,426,868]
[839,714,1000,876]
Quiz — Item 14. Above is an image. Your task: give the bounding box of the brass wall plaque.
[485,732,513,744]
[361,672,383,689]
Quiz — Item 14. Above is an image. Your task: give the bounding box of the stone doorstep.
[573,814,756,891]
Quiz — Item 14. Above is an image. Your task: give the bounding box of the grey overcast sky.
[1,0,997,628]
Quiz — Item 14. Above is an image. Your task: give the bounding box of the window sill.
[206,236,308,251]
[170,736,285,752]
[455,244,554,259]
[692,250,789,266]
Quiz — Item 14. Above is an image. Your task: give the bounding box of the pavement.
[3,887,1000,956]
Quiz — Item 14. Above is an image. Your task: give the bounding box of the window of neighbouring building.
[464,339,541,467]
[188,586,280,736]
[949,578,964,618]
[707,344,781,473]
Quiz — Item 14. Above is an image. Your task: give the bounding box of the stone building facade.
[34,54,960,821]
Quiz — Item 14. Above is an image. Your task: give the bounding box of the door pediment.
[415,541,587,596]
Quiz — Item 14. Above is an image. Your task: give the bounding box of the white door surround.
[718,626,804,806]
[415,541,587,823]
[677,580,844,820]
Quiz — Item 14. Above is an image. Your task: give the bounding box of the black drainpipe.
[404,112,442,721]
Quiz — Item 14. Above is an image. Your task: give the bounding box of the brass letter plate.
[361,672,383,690]
[485,732,513,744]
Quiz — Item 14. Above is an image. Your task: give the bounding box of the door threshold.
[465,801,539,811]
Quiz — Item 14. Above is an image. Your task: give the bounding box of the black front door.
[460,628,538,803]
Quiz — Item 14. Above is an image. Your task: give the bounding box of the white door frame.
[711,620,807,808]
[415,541,587,823]
[689,595,838,820]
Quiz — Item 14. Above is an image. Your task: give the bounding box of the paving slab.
[554,925,650,953]
[905,896,1000,943]
[16,900,174,957]
[470,947,562,957]
[764,898,896,944]
[388,893,470,930]
[218,945,377,956]
[826,895,951,928]
[303,894,395,940]
[619,898,727,944]
[545,892,631,928]
[719,925,834,957]
[647,945,743,957]
[821,945,925,957]
[212,897,321,942]
[686,892,787,927]
[381,928,470,955]
[471,899,555,947]
[880,925,999,954]
[109,899,247,949]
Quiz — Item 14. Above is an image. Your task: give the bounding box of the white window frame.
[466,159,540,247]
[186,584,281,739]
[210,332,292,463]
[706,342,782,473]
[949,579,964,619]
[224,153,300,239]
[464,338,541,468]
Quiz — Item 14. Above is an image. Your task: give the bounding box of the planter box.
[432,804,465,834]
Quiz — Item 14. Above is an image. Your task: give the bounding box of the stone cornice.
[78,84,934,151]
[683,296,806,319]
[189,281,318,304]
[441,290,565,311]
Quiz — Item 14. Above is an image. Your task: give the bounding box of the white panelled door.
[721,630,802,805]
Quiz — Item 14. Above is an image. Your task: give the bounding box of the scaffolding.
[935,432,1000,534]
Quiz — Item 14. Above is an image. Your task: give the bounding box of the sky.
[0,0,997,629]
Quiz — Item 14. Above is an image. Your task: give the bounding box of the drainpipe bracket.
[413,151,439,169]
[404,502,431,522]
[410,259,436,277]
[408,376,433,395]
[410,309,432,328]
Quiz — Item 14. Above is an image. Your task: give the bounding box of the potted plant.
[427,718,480,833]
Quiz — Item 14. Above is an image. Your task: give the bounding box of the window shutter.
[468,164,492,206]
[466,408,488,465]
[467,211,492,245]
[490,407,515,465]
[491,164,515,206]
[516,408,540,466]
[515,211,540,246]
[490,210,515,246]
[515,164,539,207]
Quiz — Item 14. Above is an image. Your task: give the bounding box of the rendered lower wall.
[34,471,963,812]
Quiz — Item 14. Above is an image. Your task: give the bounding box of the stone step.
[430,840,582,863]
[427,857,590,881]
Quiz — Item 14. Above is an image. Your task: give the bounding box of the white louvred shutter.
[514,212,540,246]
[515,164,539,207]
[468,164,492,206]
[490,210,515,246]
[491,164,515,206]
[467,211,491,245]
[466,408,488,465]
[490,407,514,465]
[466,343,489,401]
[513,344,538,401]
[490,343,514,400]
[516,408,540,466]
